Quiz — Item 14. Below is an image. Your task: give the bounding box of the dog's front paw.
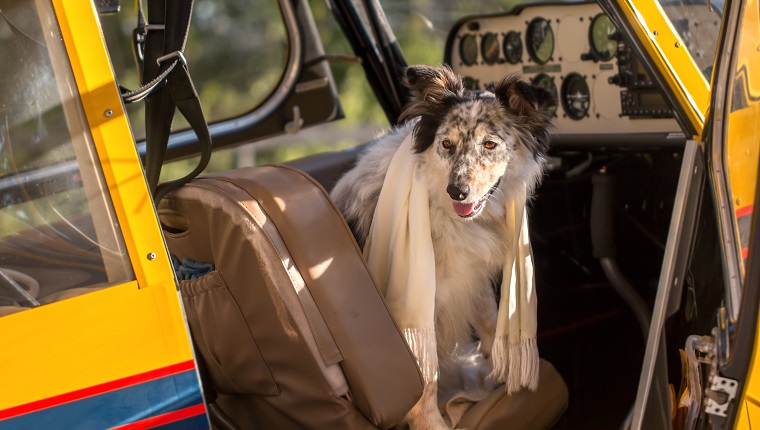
[406,414,450,430]
[405,381,452,430]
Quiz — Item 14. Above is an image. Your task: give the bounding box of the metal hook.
[285,105,303,134]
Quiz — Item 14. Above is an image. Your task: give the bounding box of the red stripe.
[108,404,206,430]
[736,205,753,218]
[0,360,195,421]
[743,247,749,259]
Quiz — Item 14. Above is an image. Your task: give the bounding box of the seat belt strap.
[124,0,211,203]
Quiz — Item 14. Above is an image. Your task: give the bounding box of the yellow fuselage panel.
[0,281,193,410]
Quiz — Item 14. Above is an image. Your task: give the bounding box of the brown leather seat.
[160,165,568,429]
[161,165,423,429]
[456,360,568,429]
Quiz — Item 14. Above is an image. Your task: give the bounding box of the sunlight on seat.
[309,257,335,280]
[273,196,287,211]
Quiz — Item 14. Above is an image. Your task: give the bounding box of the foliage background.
[100,0,521,179]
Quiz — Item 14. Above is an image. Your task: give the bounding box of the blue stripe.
[152,414,209,430]
[0,370,207,430]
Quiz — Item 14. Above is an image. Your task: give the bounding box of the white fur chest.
[431,216,506,297]
[428,204,508,350]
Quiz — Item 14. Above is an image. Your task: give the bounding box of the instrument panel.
[445,2,683,142]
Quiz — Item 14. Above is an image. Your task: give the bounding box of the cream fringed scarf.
[363,133,539,394]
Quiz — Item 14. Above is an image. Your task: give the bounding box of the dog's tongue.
[452,201,476,217]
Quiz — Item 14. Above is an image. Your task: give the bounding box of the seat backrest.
[160,165,423,430]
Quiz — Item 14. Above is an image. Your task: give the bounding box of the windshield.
[0,0,134,316]
[378,0,722,82]
[658,0,723,81]
[379,0,540,65]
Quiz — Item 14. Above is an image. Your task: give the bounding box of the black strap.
[124,0,211,203]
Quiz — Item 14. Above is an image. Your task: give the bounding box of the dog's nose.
[447,184,469,201]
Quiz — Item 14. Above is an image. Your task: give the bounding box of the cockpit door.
[705,0,760,425]
[600,0,760,427]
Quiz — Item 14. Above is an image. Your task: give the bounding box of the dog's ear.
[398,66,464,152]
[403,65,464,101]
[399,65,463,122]
[492,76,555,159]
[399,65,464,152]
[493,77,555,116]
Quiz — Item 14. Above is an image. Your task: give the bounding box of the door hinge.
[704,375,738,417]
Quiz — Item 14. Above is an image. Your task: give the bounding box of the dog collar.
[487,178,501,196]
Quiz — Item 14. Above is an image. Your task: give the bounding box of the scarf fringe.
[490,336,539,394]
[403,328,439,384]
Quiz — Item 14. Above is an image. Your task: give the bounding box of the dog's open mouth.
[451,179,501,219]
[452,199,485,218]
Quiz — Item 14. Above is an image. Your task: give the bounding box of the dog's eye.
[441,140,453,149]
[483,141,497,150]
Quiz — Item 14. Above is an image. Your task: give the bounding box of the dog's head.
[398,65,554,219]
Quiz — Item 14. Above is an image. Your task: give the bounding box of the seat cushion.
[456,360,568,430]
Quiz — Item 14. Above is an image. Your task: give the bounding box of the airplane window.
[0,0,134,316]
[657,0,723,80]
[100,0,288,140]
[723,0,760,281]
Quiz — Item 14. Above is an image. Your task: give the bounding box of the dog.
[330,65,554,429]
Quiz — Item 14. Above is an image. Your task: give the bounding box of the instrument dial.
[460,34,479,66]
[503,31,522,64]
[481,32,500,65]
[590,14,618,61]
[561,73,591,120]
[526,17,554,65]
[531,73,558,114]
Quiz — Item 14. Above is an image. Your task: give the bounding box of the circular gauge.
[481,32,500,65]
[460,34,478,66]
[561,73,591,120]
[526,17,554,65]
[589,14,618,61]
[531,73,558,114]
[503,31,523,64]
